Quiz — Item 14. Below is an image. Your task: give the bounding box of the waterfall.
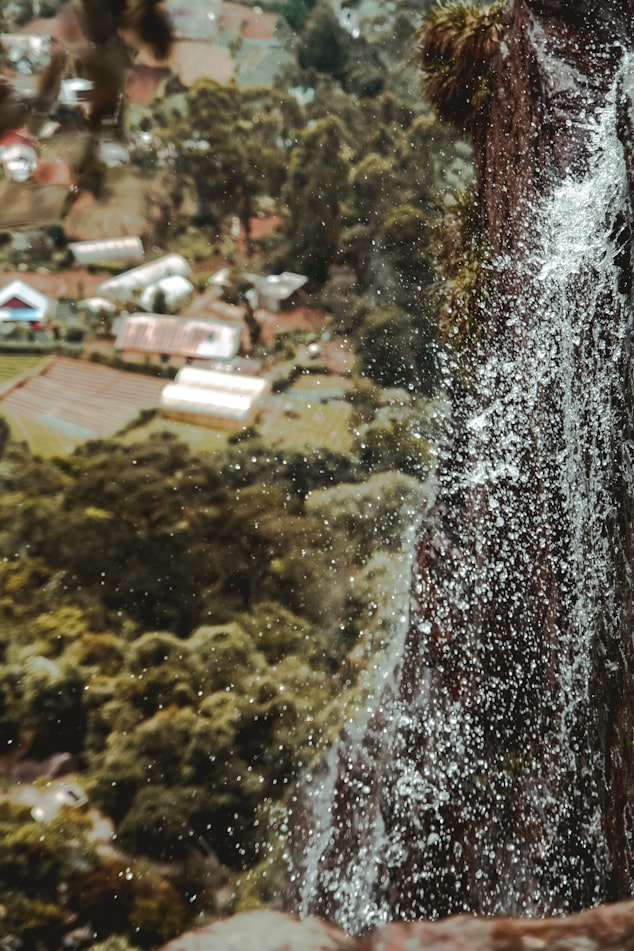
[288,58,634,933]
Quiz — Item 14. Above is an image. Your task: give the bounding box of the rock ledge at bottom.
[160,902,634,951]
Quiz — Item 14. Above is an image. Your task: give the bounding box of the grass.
[117,416,232,453]
[0,355,47,387]
[0,182,70,230]
[259,389,353,451]
[0,408,87,458]
[117,390,354,455]
[64,168,158,241]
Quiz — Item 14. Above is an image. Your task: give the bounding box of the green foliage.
[0,338,439,940]
[380,202,436,289]
[277,0,317,30]
[305,470,424,560]
[282,114,351,283]
[73,857,186,947]
[356,305,439,394]
[352,394,437,479]
[87,631,337,868]
[169,81,287,231]
[297,3,350,81]
[0,802,99,947]
[418,1,504,135]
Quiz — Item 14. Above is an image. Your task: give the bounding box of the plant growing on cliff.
[418,1,504,136]
[418,4,502,353]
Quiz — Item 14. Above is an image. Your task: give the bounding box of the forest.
[0,0,487,948]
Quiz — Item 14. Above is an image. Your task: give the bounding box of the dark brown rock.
[287,0,634,929]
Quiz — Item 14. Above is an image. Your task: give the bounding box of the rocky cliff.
[287,0,634,928]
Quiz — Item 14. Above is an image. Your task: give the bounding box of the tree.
[169,81,286,245]
[356,305,439,394]
[379,202,437,292]
[278,0,317,30]
[282,115,350,283]
[297,2,350,82]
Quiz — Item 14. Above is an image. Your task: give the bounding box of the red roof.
[220,3,278,40]
[0,127,37,149]
[0,356,166,440]
[116,314,242,360]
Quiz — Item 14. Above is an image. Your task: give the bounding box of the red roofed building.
[221,2,278,41]
[0,279,53,329]
[115,314,243,363]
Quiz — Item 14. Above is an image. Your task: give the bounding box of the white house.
[0,279,53,328]
[138,274,194,313]
[59,77,94,115]
[0,142,37,182]
[69,236,144,266]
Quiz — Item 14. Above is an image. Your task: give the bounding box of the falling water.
[289,61,634,932]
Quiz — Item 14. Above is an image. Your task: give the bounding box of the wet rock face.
[287,0,634,931]
[163,904,634,951]
[479,0,634,257]
[525,0,634,36]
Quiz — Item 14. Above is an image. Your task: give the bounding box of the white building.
[115,314,242,362]
[138,274,194,313]
[248,271,307,312]
[165,0,222,39]
[69,236,144,266]
[161,366,269,429]
[97,254,192,306]
[0,279,53,328]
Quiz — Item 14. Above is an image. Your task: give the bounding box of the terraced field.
[0,352,354,458]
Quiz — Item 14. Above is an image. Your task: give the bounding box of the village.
[0,1,460,947]
[0,250,355,458]
[0,0,424,460]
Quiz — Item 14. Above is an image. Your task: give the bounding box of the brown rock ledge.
[161,903,634,951]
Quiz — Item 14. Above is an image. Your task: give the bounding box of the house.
[166,0,222,40]
[59,77,94,115]
[248,271,307,312]
[220,2,278,42]
[0,33,52,73]
[0,127,38,182]
[0,279,53,329]
[97,140,130,168]
[161,365,269,429]
[115,314,242,363]
[18,779,88,822]
[97,254,192,305]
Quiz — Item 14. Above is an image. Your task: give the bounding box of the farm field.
[0,354,46,386]
[119,386,354,454]
[0,406,83,457]
[0,349,355,458]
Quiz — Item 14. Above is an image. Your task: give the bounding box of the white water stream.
[291,61,634,932]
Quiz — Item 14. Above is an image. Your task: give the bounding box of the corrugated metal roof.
[0,356,165,445]
[115,314,241,361]
[250,271,308,301]
[0,279,51,313]
[97,254,192,302]
[69,236,144,265]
